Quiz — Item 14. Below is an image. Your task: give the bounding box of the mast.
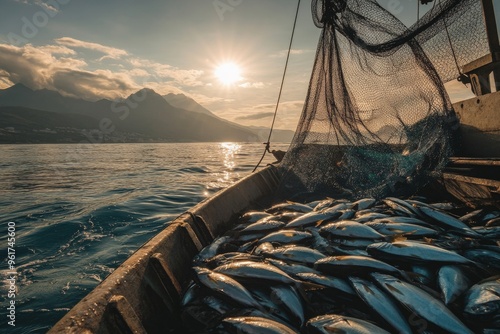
[463,0,500,95]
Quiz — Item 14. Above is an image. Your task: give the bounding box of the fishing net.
[278,0,489,199]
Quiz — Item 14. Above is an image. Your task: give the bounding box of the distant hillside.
[163,92,294,143]
[0,106,96,143]
[163,93,215,117]
[0,85,260,143]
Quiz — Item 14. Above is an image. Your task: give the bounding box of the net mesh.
[277,0,489,200]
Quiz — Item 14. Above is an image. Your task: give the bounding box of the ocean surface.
[0,142,289,333]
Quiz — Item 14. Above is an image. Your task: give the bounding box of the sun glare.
[214,62,242,86]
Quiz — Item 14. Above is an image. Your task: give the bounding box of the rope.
[440,0,469,85]
[252,0,301,173]
[417,1,420,22]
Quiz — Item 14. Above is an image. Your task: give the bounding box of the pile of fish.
[180,196,500,333]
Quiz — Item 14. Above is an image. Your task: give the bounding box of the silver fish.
[314,255,401,277]
[193,236,233,264]
[214,260,297,285]
[307,200,324,208]
[239,220,285,235]
[313,198,336,211]
[267,202,313,214]
[181,282,201,307]
[285,211,341,229]
[222,316,298,334]
[307,228,331,253]
[337,209,356,220]
[372,273,474,334]
[486,217,500,227]
[472,226,500,239]
[459,209,484,223]
[193,267,264,311]
[262,245,326,265]
[322,202,352,214]
[258,230,312,245]
[464,276,500,320]
[329,238,375,249]
[202,294,233,315]
[241,211,273,224]
[365,221,439,237]
[206,252,262,268]
[249,288,295,325]
[307,314,390,334]
[276,211,304,222]
[351,198,377,210]
[265,258,320,278]
[419,206,480,237]
[296,272,356,296]
[463,248,500,271]
[320,220,385,240]
[329,245,370,256]
[349,276,412,334]
[369,216,439,230]
[367,241,475,265]
[354,212,390,223]
[269,285,305,327]
[383,197,419,217]
[410,264,435,285]
[438,265,471,305]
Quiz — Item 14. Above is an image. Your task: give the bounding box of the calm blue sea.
[0,142,289,333]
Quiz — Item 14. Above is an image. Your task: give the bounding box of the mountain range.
[0,84,294,144]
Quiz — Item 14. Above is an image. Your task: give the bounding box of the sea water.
[0,142,288,333]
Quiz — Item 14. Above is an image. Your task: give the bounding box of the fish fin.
[324,325,347,333]
[422,237,434,244]
[386,235,407,242]
[401,270,423,284]
[315,220,325,227]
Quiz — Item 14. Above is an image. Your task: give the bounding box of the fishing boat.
[49,1,499,333]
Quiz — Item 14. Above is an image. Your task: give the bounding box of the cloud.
[0,43,139,100]
[56,37,128,60]
[252,100,304,112]
[15,0,59,13]
[0,70,13,89]
[235,112,274,120]
[0,37,211,101]
[238,81,265,89]
[51,69,138,100]
[270,49,314,58]
[128,58,204,87]
[38,45,76,55]
[0,43,56,89]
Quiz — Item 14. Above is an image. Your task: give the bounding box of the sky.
[0,0,498,130]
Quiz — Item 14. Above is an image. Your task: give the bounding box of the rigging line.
[417,1,420,22]
[252,0,301,173]
[440,0,464,83]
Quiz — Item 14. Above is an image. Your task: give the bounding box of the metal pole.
[480,0,500,90]
[480,0,500,54]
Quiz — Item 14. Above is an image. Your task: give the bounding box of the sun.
[214,62,242,86]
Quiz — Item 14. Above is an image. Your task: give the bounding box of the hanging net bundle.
[278,0,489,200]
